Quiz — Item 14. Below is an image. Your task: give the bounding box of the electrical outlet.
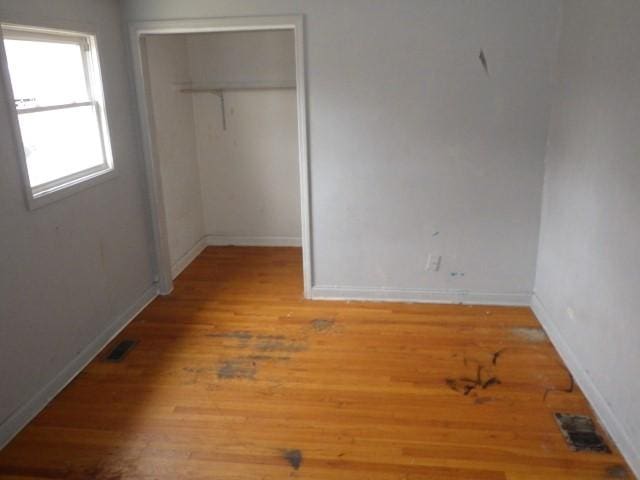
[425,253,442,272]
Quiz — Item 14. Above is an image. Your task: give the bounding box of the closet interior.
[142,29,301,278]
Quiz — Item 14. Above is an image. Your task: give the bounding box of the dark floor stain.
[311,318,335,332]
[255,339,307,352]
[474,397,494,405]
[544,371,574,401]
[217,358,257,380]
[257,334,286,341]
[283,449,302,470]
[105,339,137,362]
[482,376,501,389]
[183,366,214,373]
[554,413,611,453]
[492,349,505,366]
[207,331,253,340]
[447,360,501,397]
[206,331,254,349]
[246,355,291,362]
[605,465,630,478]
[511,327,547,343]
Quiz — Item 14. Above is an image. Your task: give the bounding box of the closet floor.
[0,247,633,479]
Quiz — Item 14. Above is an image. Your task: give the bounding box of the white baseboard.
[171,237,207,279]
[0,285,158,450]
[311,285,531,306]
[531,294,640,478]
[206,235,302,247]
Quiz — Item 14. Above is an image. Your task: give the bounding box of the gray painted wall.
[0,0,154,435]
[123,0,561,302]
[144,34,205,268]
[534,0,640,464]
[187,31,301,245]
[0,0,636,472]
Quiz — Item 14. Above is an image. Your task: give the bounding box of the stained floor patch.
[543,371,574,401]
[446,354,502,397]
[311,318,335,332]
[605,465,630,478]
[217,358,257,380]
[206,331,253,340]
[105,340,137,362]
[554,413,611,453]
[255,339,307,353]
[283,449,302,470]
[206,331,253,348]
[511,327,547,343]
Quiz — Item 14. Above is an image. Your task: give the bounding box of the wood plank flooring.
[0,247,633,479]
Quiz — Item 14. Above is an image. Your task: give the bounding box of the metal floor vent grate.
[554,413,611,453]
[105,339,137,362]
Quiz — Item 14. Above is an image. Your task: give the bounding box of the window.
[0,24,113,205]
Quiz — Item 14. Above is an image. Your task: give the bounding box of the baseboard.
[531,294,640,478]
[0,285,158,450]
[311,285,531,306]
[206,235,302,247]
[171,237,208,279]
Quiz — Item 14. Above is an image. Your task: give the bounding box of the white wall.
[187,30,295,86]
[187,31,300,245]
[123,0,562,303]
[533,0,640,472]
[0,0,155,445]
[144,34,205,268]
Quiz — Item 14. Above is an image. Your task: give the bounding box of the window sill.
[27,166,117,210]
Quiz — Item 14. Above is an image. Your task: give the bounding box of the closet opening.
[129,17,311,297]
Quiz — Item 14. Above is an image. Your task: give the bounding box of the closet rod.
[175,83,296,131]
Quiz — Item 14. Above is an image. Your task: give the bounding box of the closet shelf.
[174,81,296,94]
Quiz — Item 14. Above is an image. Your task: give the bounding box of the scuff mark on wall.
[479,49,489,75]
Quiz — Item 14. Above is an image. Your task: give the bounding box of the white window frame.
[0,23,115,209]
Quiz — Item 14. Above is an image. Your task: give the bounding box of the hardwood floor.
[0,247,633,479]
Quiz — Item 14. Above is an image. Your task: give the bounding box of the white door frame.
[128,16,312,297]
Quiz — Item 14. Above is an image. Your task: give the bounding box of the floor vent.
[105,340,137,362]
[554,413,611,453]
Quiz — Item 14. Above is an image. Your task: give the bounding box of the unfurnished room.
[0,1,638,479]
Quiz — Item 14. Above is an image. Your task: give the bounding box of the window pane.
[18,105,105,187]
[4,38,89,109]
